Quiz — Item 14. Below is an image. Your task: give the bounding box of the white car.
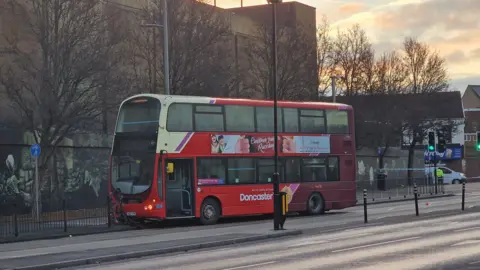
[425,167,467,184]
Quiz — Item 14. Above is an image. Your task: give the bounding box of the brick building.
[462,85,480,178]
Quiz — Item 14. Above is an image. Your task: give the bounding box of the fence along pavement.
[356,177,447,203]
[0,196,112,240]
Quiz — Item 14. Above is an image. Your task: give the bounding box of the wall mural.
[0,132,111,216]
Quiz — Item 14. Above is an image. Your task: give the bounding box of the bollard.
[107,195,112,228]
[414,183,419,216]
[63,199,67,233]
[462,182,466,211]
[363,189,368,223]
[279,192,287,229]
[14,203,18,237]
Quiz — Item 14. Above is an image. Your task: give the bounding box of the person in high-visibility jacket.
[436,168,444,184]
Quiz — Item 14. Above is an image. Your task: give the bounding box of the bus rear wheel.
[307,193,325,215]
[200,198,221,225]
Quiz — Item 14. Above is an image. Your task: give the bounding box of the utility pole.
[163,0,170,95]
[267,0,281,231]
[330,75,343,103]
[140,0,169,95]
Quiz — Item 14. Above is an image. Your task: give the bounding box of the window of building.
[227,158,256,184]
[167,103,193,131]
[255,106,283,132]
[284,158,301,183]
[326,110,349,134]
[225,105,255,132]
[257,159,284,184]
[302,158,327,182]
[299,109,325,133]
[197,158,226,185]
[194,105,224,132]
[283,108,299,132]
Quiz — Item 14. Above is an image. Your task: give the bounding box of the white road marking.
[451,239,480,246]
[454,226,480,232]
[469,260,480,265]
[331,237,421,253]
[223,261,276,270]
[289,240,330,247]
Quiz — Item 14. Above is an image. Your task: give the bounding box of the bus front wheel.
[307,193,325,215]
[200,198,221,225]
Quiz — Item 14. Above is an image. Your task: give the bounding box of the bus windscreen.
[116,97,160,133]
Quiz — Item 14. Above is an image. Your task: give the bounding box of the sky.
[215,0,480,93]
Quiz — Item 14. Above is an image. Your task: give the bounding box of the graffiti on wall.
[0,133,111,215]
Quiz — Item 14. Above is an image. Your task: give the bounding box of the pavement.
[77,210,480,270]
[1,182,479,270]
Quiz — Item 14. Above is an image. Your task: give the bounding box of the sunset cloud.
[338,3,365,15]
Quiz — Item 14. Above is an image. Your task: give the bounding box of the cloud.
[372,0,480,33]
[338,3,365,15]
[445,50,468,64]
[470,48,480,59]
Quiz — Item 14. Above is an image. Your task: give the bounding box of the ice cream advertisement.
[210,134,330,154]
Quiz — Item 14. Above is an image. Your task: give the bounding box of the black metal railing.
[0,196,113,240]
[356,177,447,202]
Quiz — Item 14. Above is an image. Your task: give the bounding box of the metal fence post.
[107,195,112,228]
[462,182,466,211]
[414,183,419,216]
[63,199,67,233]
[363,189,368,223]
[14,203,19,237]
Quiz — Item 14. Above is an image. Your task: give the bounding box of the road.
[2,183,480,270]
[77,211,480,270]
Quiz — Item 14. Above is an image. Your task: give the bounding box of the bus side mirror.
[167,162,174,174]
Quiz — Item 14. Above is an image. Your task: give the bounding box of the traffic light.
[428,131,435,152]
[476,132,480,151]
[437,131,446,153]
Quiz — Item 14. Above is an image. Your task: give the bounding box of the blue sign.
[424,146,462,161]
[30,144,41,158]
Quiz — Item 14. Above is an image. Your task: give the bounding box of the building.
[462,85,480,178]
[227,2,317,100]
[329,92,465,184]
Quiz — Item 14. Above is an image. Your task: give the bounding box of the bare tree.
[244,22,317,100]
[316,15,335,98]
[400,37,452,183]
[0,0,128,215]
[331,24,374,95]
[365,51,409,95]
[355,97,403,170]
[403,37,449,94]
[130,0,236,97]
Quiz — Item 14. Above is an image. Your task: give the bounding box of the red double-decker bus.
[109,94,356,225]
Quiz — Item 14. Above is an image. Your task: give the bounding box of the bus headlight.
[148,204,153,210]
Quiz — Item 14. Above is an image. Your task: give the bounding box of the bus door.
[165,159,195,218]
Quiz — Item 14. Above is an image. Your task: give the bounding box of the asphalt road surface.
[77,210,480,270]
[4,183,480,270]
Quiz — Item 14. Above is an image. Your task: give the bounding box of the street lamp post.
[162,0,170,95]
[140,0,170,95]
[267,0,282,231]
[330,75,343,103]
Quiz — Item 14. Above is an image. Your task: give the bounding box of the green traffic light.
[477,144,480,151]
[428,145,434,151]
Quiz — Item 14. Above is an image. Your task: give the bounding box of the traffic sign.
[30,144,41,157]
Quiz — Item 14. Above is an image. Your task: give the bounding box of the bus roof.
[121,94,353,110]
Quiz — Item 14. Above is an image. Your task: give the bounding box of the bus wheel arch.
[200,196,222,225]
[307,192,325,215]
